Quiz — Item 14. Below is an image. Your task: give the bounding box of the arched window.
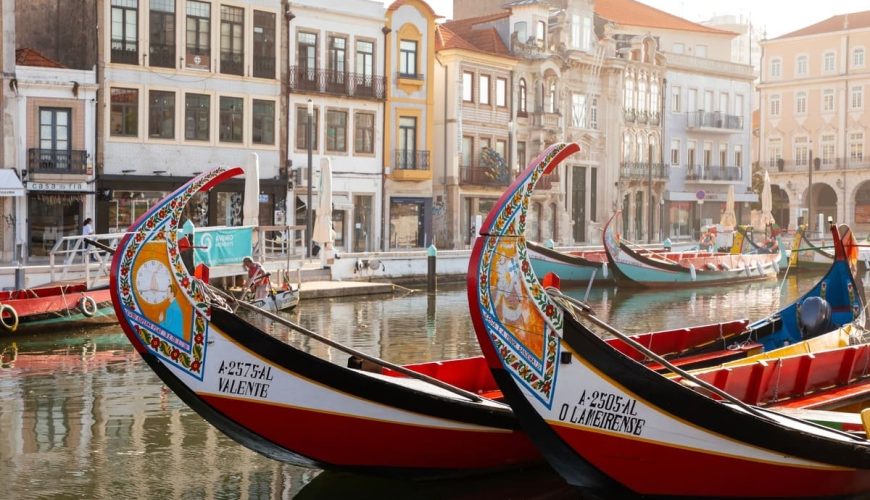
[623,133,632,162]
[636,133,646,163]
[637,78,647,113]
[547,80,557,113]
[624,78,634,109]
[649,134,658,163]
[650,81,660,114]
[518,78,527,115]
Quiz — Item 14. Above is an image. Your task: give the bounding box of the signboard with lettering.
[26,181,93,193]
[192,226,254,266]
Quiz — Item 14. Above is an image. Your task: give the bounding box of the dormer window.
[536,20,546,46]
[514,22,527,43]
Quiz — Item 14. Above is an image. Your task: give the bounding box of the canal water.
[0,271,850,498]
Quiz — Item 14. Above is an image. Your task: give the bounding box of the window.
[220,6,244,76]
[356,40,373,79]
[637,78,647,113]
[514,22,527,43]
[796,55,808,76]
[796,91,807,114]
[823,51,835,72]
[547,81,556,113]
[298,32,317,74]
[703,90,714,111]
[735,94,744,115]
[399,40,417,77]
[854,47,865,68]
[571,15,581,49]
[821,134,835,165]
[850,132,864,163]
[670,139,680,166]
[462,72,473,102]
[671,86,681,112]
[219,96,243,143]
[38,108,71,169]
[672,42,684,54]
[794,136,808,166]
[571,93,586,128]
[184,93,209,141]
[719,144,727,166]
[461,136,473,167]
[589,96,598,129]
[517,141,526,169]
[496,78,507,107]
[623,133,632,162]
[252,99,275,145]
[703,141,712,167]
[397,117,418,168]
[823,88,835,112]
[328,36,346,75]
[687,88,697,112]
[770,58,782,78]
[687,140,696,167]
[767,138,782,167]
[110,87,138,137]
[518,78,527,114]
[253,11,276,78]
[185,1,210,70]
[636,134,646,163]
[496,139,507,161]
[650,81,660,114]
[718,93,729,113]
[770,94,781,116]
[326,110,347,152]
[479,75,490,105]
[354,112,374,154]
[149,0,175,68]
[296,106,319,150]
[111,0,138,64]
[852,86,863,109]
[734,145,743,168]
[695,45,707,58]
[582,17,592,51]
[148,90,174,139]
[624,78,634,108]
[536,20,546,44]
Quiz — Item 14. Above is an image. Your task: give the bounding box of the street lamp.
[808,139,813,236]
[659,196,665,241]
[306,99,314,258]
[508,120,515,174]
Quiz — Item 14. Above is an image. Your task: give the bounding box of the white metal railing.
[252,225,307,262]
[49,232,130,287]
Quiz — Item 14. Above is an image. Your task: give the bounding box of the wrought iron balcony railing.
[685,165,743,181]
[289,66,387,100]
[111,46,138,65]
[394,149,430,170]
[687,110,743,130]
[28,149,88,174]
[619,162,668,180]
[148,44,175,68]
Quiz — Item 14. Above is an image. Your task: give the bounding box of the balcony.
[685,165,743,182]
[220,53,244,76]
[637,111,649,124]
[619,162,668,181]
[536,169,559,190]
[687,110,743,132]
[461,164,510,187]
[624,108,636,123]
[148,43,175,68]
[289,66,387,100]
[649,112,661,125]
[28,149,88,174]
[530,110,561,130]
[770,157,870,172]
[111,45,138,65]
[392,149,431,181]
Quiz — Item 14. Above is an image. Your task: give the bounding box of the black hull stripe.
[210,308,519,429]
[561,312,870,469]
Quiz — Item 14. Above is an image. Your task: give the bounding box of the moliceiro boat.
[526,241,613,285]
[603,213,786,287]
[0,283,114,334]
[468,142,870,498]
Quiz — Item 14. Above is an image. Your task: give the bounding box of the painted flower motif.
[190,360,201,372]
[170,349,180,360]
[194,333,204,345]
[521,260,530,273]
[150,337,161,349]
[181,277,190,287]
[126,249,135,259]
[169,247,177,257]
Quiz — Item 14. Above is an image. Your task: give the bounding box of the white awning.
[0,169,25,197]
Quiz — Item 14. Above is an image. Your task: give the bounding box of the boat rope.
[546,287,774,421]
[204,283,486,403]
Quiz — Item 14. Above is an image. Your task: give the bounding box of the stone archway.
[854,181,870,231]
[808,183,837,230]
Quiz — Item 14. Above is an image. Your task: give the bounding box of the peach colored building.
[758,11,870,235]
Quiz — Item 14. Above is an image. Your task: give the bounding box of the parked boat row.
[110,146,870,496]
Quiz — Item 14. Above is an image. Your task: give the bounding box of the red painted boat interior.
[608,319,750,361]
[0,283,87,300]
[381,356,501,397]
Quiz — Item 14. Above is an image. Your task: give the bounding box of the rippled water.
[0,272,849,498]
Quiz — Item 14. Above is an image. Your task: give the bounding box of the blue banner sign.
[192,226,254,266]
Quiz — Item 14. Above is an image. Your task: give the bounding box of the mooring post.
[427,244,437,294]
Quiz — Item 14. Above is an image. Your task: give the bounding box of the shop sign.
[26,181,93,193]
[192,226,254,266]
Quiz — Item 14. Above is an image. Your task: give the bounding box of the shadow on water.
[297,466,579,500]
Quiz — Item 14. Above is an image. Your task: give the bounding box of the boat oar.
[204,283,485,403]
[545,287,775,422]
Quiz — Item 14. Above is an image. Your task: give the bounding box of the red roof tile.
[775,11,870,39]
[595,0,736,35]
[437,12,512,57]
[15,48,66,68]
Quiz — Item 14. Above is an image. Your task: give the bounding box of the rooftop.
[594,0,736,36]
[774,10,870,39]
[15,48,66,68]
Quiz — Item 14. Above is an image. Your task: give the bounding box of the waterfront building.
[758,11,870,234]
[286,0,387,253]
[383,0,438,250]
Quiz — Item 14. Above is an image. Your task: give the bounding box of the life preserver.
[0,304,18,333]
[79,296,98,317]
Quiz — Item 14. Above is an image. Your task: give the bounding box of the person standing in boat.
[242,256,270,300]
[82,217,95,262]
